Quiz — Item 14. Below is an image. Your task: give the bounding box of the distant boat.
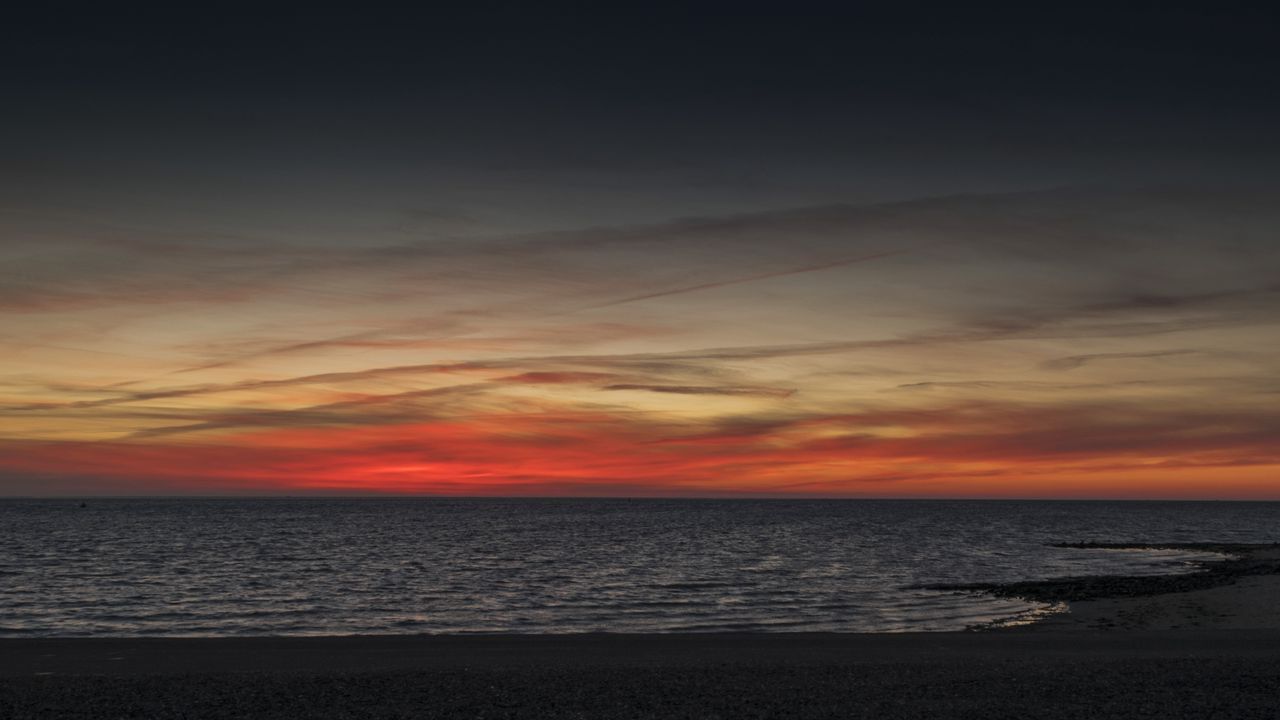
[79,502,87,508]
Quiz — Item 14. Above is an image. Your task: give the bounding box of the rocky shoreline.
[925,542,1280,604]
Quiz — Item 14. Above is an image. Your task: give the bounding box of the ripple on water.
[2,498,1278,636]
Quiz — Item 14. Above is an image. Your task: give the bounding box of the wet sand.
[5,543,1280,719]
[1033,574,1280,631]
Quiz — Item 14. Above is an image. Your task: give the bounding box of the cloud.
[117,383,495,440]
[602,384,795,398]
[7,185,1279,321]
[4,393,1278,497]
[496,371,625,384]
[580,250,905,309]
[5,279,1268,414]
[6,186,1280,496]
[1040,349,1202,371]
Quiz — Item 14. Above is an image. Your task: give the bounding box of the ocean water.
[2,499,1278,637]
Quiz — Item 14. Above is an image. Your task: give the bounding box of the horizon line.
[3,495,1278,502]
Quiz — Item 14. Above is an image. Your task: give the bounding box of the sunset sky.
[3,4,1278,497]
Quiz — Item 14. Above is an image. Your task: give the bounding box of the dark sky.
[6,3,1278,232]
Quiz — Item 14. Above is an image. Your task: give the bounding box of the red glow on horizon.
[4,407,1277,499]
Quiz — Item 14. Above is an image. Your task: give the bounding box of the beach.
[5,544,1280,719]
[4,631,1280,718]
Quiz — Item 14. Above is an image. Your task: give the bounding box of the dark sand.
[6,543,1280,719]
[6,632,1280,719]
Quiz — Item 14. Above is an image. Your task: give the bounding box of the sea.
[3,498,1278,637]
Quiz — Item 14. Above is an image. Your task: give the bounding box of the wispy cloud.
[581,251,905,309]
[602,384,796,398]
[1040,349,1202,371]
[5,186,1280,496]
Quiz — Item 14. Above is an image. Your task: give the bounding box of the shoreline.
[933,542,1280,602]
[7,543,1280,718]
[936,542,1280,632]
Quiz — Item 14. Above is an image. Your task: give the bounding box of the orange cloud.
[3,398,1278,498]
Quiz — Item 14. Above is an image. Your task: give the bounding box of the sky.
[2,3,1278,498]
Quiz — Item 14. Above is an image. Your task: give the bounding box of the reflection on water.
[2,499,1275,636]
